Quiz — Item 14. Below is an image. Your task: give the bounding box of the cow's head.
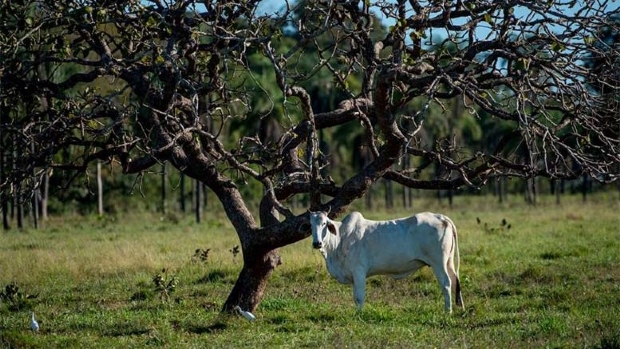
[309,211,337,249]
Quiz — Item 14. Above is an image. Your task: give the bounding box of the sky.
[254,0,619,48]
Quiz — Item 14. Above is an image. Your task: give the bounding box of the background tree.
[1,0,619,313]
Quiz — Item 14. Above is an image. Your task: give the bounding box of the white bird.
[234,306,256,322]
[30,312,39,332]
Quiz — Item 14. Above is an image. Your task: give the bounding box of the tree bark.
[194,178,202,223]
[0,142,9,230]
[401,157,412,209]
[16,188,23,230]
[31,188,39,229]
[1,196,8,230]
[30,141,39,229]
[180,173,186,213]
[582,174,589,202]
[384,179,393,210]
[222,249,281,313]
[221,191,283,312]
[41,170,49,220]
[525,177,536,206]
[15,142,23,230]
[161,163,167,214]
[97,162,103,216]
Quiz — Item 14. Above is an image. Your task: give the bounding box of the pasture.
[1,194,619,348]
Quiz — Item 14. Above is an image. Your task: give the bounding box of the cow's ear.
[327,222,337,235]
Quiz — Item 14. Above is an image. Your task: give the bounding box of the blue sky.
[254,0,619,50]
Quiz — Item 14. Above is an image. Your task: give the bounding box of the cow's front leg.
[352,272,366,310]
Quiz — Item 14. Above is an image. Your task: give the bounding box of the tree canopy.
[1,0,619,311]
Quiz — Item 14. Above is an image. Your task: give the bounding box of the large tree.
[1,0,619,312]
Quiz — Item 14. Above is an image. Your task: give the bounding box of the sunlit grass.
[0,193,618,348]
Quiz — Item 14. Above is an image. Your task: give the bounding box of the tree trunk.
[97,161,104,216]
[41,170,49,220]
[1,194,8,230]
[0,143,9,230]
[365,186,373,210]
[15,143,23,230]
[222,249,280,313]
[495,178,503,203]
[180,173,186,213]
[203,184,208,210]
[401,157,412,209]
[0,107,8,230]
[582,174,589,202]
[525,177,536,206]
[435,163,443,205]
[29,142,39,229]
[384,179,393,210]
[221,195,283,313]
[551,179,561,205]
[402,185,411,209]
[16,188,23,230]
[31,189,39,230]
[161,163,167,214]
[194,178,202,223]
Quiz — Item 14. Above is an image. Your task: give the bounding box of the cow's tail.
[444,216,463,309]
[451,218,460,276]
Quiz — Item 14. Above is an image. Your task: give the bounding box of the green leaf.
[515,57,530,71]
[484,13,494,25]
[551,41,565,52]
[146,16,157,28]
[409,30,427,40]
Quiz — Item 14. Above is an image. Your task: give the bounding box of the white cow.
[310,210,463,312]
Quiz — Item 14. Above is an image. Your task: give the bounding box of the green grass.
[1,193,619,348]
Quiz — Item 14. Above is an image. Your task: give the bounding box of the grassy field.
[1,193,619,348]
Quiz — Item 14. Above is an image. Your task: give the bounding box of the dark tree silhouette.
[1,0,619,312]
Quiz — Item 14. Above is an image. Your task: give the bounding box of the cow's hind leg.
[431,263,453,313]
[447,257,464,310]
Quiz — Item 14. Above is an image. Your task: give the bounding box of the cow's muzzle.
[312,241,322,249]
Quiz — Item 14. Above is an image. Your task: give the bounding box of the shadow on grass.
[596,331,620,349]
[187,322,228,334]
[104,327,152,337]
[465,314,520,330]
[194,268,239,285]
[0,331,34,349]
[306,313,336,323]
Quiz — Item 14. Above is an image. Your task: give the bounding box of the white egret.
[30,312,39,332]
[234,306,256,322]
